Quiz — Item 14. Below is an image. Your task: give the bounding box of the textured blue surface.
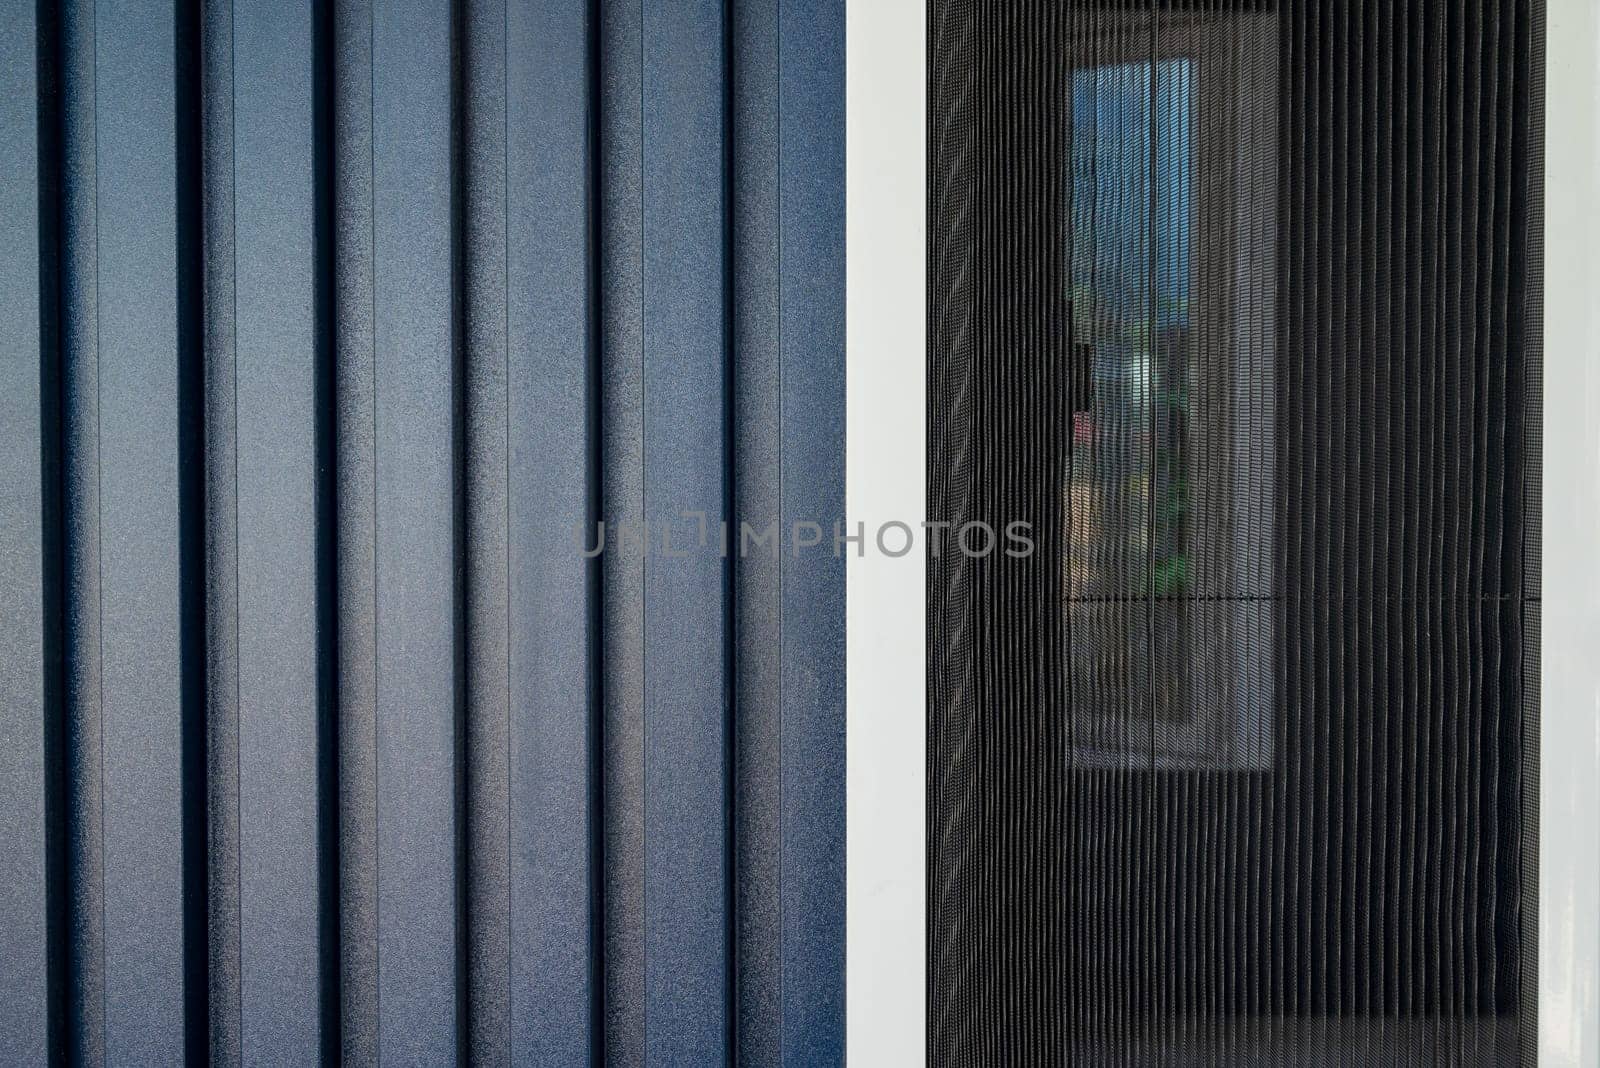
[777,2,847,1061]
[0,2,50,1061]
[731,0,784,1060]
[229,1,324,1059]
[599,0,649,1059]
[59,0,107,1058]
[92,1,189,1060]
[642,1,733,1062]
[14,0,845,1060]
[505,0,596,1060]
[371,0,460,1060]
[733,1,846,1062]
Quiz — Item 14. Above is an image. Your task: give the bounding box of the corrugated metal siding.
[0,0,844,1063]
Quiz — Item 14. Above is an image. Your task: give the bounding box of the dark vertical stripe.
[34,0,72,1060]
[369,0,460,1059]
[176,2,210,1062]
[59,0,104,1059]
[0,1,52,1059]
[201,0,242,1059]
[641,0,731,1060]
[776,1,846,1061]
[228,0,323,1058]
[93,0,188,1056]
[450,6,472,1061]
[311,2,341,1060]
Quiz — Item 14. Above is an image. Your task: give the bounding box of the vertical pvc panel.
[506,1,597,1062]
[230,0,323,1059]
[93,0,189,1059]
[0,3,51,1061]
[778,1,846,1061]
[641,2,730,1060]
[370,0,461,1060]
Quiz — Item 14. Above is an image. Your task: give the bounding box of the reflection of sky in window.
[1071,60,1191,329]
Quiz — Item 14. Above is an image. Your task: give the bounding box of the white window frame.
[846,0,926,1063]
[1539,0,1599,1062]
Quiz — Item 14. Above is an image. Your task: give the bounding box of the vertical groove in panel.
[461,1,510,1064]
[584,4,606,1054]
[0,1,53,1060]
[775,0,846,1061]
[451,8,473,1065]
[599,0,646,1060]
[178,0,212,1058]
[312,3,342,1061]
[58,0,104,1059]
[640,0,731,1060]
[200,3,241,1063]
[450,9,473,1064]
[34,0,74,1059]
[332,0,378,1061]
[730,0,782,1063]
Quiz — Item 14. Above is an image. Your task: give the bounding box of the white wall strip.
[1541,1,1600,1062]
[846,0,926,1061]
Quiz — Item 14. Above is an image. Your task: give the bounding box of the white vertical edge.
[1541,0,1600,1062]
[846,0,926,1062]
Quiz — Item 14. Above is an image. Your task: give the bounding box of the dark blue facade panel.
[229,1,324,1060]
[370,1,460,1061]
[9,0,845,1062]
[504,0,597,1062]
[0,4,51,1062]
[730,0,784,1062]
[641,1,732,1062]
[777,2,847,1062]
[91,1,189,1060]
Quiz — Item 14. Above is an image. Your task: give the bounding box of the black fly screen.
[928,1,1543,1062]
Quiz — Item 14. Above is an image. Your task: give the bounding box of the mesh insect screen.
[927,1,1543,1063]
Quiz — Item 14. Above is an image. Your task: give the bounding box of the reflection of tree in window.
[1069,59,1191,595]
[1064,24,1276,769]
[1067,59,1194,724]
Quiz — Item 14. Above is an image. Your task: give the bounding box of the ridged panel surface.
[1,0,844,1063]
